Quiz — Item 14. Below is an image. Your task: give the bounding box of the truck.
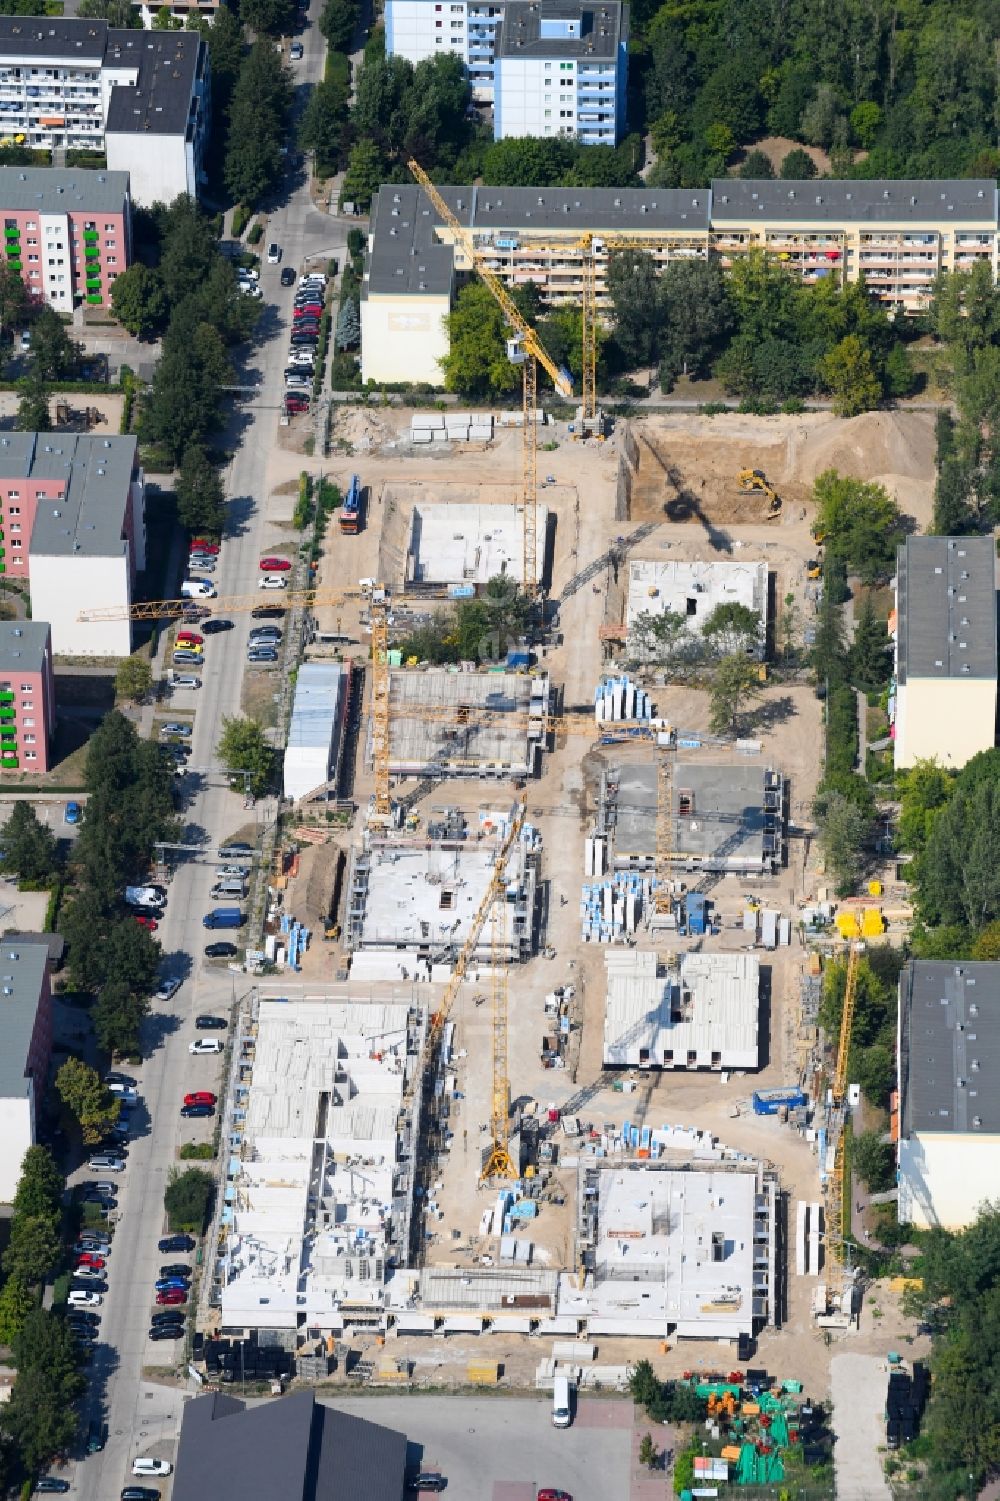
[125,884,166,910]
[339,474,362,534]
[203,907,244,930]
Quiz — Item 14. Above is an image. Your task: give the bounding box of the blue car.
[65,801,81,824]
[154,1277,190,1293]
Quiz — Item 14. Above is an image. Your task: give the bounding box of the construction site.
[209,174,946,1442]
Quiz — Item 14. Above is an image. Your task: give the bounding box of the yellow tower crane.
[825,940,862,1279]
[407,159,574,597]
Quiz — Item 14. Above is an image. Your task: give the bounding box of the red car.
[155,1289,186,1306]
[189,539,220,554]
[259,557,292,571]
[183,1092,217,1107]
[176,631,203,646]
[537,1492,572,1501]
[294,305,322,319]
[134,914,158,932]
[76,1253,106,1270]
[285,396,310,414]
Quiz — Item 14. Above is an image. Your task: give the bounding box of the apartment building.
[0,20,210,208]
[891,535,997,770]
[0,431,145,658]
[0,166,130,311]
[384,0,627,142]
[362,178,999,383]
[0,623,54,774]
[0,942,52,1202]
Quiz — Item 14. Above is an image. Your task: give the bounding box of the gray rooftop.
[0,622,50,675]
[0,433,138,559]
[172,1391,407,1501]
[711,178,998,225]
[0,17,107,60]
[896,535,997,684]
[0,942,49,1100]
[0,166,129,215]
[900,962,1000,1137]
[608,760,783,871]
[103,29,204,137]
[496,0,624,59]
[364,184,471,300]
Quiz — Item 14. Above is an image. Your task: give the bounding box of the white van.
[551,1374,572,1428]
[211,879,247,898]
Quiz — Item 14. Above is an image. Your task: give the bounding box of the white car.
[181,580,216,599]
[170,674,201,690]
[239,283,263,300]
[290,41,303,59]
[68,1289,102,1307]
[258,575,288,591]
[267,243,282,264]
[132,1459,173,1478]
[154,977,181,1002]
[189,1038,223,1054]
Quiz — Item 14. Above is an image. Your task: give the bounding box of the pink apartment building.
[0,166,130,311]
[0,621,54,773]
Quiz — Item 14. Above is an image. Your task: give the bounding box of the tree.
[78,0,141,19]
[918,764,1000,929]
[110,264,169,340]
[852,1129,895,1193]
[2,1214,60,1287]
[218,714,273,797]
[607,249,662,367]
[779,147,817,180]
[93,978,150,1059]
[813,788,874,894]
[3,1310,85,1470]
[0,1275,35,1346]
[701,602,761,657]
[339,140,385,212]
[812,470,904,584]
[175,444,226,534]
[629,609,688,662]
[850,101,883,148]
[12,1146,63,1223]
[55,1059,121,1146]
[28,307,80,382]
[319,0,357,51]
[115,653,152,705]
[442,282,518,398]
[239,0,295,35]
[224,39,291,208]
[335,298,360,351]
[164,1166,214,1232]
[850,595,891,693]
[0,802,58,885]
[820,334,883,417]
[897,759,952,856]
[204,5,245,119]
[658,259,732,386]
[300,79,350,178]
[708,654,763,736]
[0,259,28,343]
[638,1434,659,1470]
[738,148,775,179]
[15,370,51,432]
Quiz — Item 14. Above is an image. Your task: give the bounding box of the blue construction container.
[752,1087,808,1116]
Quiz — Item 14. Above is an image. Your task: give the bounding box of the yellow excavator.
[737,467,781,516]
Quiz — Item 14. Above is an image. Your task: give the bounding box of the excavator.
[737,468,781,517]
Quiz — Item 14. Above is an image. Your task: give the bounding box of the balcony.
[1,757,18,769]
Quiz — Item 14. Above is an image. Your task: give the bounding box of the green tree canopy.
[708,654,762,736]
[701,601,761,657]
[813,787,875,895]
[165,1166,214,1232]
[0,802,59,885]
[218,715,273,797]
[115,653,153,705]
[15,370,51,433]
[441,282,519,398]
[0,1275,35,1347]
[2,1214,61,1287]
[55,1058,121,1145]
[12,1146,63,1222]
[110,263,169,340]
[812,470,904,584]
[176,444,226,534]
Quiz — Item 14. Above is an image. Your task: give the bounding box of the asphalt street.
[73,12,348,1497]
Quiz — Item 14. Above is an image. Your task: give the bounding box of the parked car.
[204,942,238,959]
[148,1325,184,1341]
[220,842,254,853]
[155,1290,187,1306]
[285,396,310,413]
[68,1290,102,1307]
[71,1277,106,1293]
[238,282,263,300]
[258,575,288,590]
[202,619,233,634]
[158,1235,195,1253]
[196,1014,228,1029]
[251,606,285,620]
[131,1460,172,1478]
[105,1072,134,1086]
[266,243,282,264]
[180,1103,214,1118]
[87,1154,125,1171]
[170,674,201,690]
[172,650,204,667]
[76,1253,106,1270]
[189,538,220,554]
[405,1477,447,1495]
[87,1421,106,1453]
[154,977,181,1002]
[160,721,193,737]
[65,800,81,824]
[159,1263,191,1278]
[190,1038,224,1054]
[183,1092,216,1107]
[34,1478,71,1494]
[154,1277,190,1292]
[247,649,278,664]
[180,579,216,599]
[121,1490,162,1501]
[134,914,158,932]
[81,1190,116,1208]
[249,626,282,641]
[151,1310,186,1326]
[290,40,303,58]
[259,556,292,571]
[280,266,296,287]
[187,555,216,571]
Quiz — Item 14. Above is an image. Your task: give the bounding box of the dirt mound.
[786,410,935,487]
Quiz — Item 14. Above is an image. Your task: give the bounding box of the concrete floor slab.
[831,1353,891,1501]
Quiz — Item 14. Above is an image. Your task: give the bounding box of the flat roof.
[0,941,48,1099]
[609,760,780,869]
[0,622,49,675]
[13,434,138,559]
[0,17,107,60]
[711,179,998,225]
[349,839,528,952]
[604,950,760,1070]
[283,662,348,801]
[496,0,624,59]
[896,535,997,683]
[387,668,549,775]
[103,30,203,137]
[900,962,1000,1137]
[0,166,128,213]
[472,183,709,234]
[364,184,470,299]
[407,503,546,586]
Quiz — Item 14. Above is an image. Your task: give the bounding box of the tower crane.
[824,940,862,1288]
[407,159,574,598]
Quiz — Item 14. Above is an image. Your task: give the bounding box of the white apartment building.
[0,20,210,207]
[384,0,627,142]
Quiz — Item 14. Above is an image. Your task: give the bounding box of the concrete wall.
[29,552,132,657]
[105,130,192,207]
[361,291,451,385]
[898,1130,1000,1229]
[0,1095,32,1203]
[894,676,997,769]
[385,0,469,66]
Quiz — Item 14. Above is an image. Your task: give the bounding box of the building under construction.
[383,667,551,781]
[345,822,539,981]
[624,558,769,661]
[598,759,786,875]
[603,949,761,1071]
[401,502,548,593]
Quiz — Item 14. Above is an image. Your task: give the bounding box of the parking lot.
[322,1394,634,1501]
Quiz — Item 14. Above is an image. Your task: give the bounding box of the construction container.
[467,1362,500,1385]
[411,413,444,430]
[410,430,433,444]
[470,423,493,440]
